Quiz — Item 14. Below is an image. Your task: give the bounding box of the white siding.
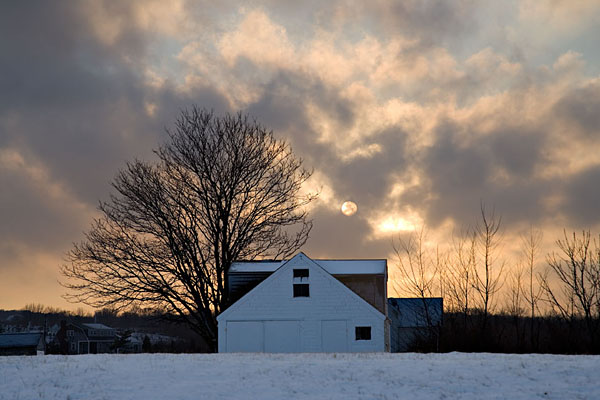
[218,253,386,353]
[226,321,263,352]
[321,320,348,352]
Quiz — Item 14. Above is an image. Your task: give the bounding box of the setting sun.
[341,201,358,216]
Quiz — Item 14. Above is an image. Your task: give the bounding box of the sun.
[341,201,358,216]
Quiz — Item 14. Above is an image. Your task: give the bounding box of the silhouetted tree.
[112,329,132,353]
[61,107,316,351]
[445,230,476,323]
[472,203,505,332]
[520,227,544,350]
[541,230,600,351]
[142,335,152,353]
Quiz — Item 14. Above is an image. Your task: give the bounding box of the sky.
[1,0,600,311]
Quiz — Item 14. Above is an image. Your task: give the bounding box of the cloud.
[561,165,600,226]
[519,0,600,34]
[554,80,600,139]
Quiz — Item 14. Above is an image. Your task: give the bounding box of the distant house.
[0,332,45,356]
[218,252,389,353]
[55,322,116,354]
[45,323,60,345]
[388,297,443,352]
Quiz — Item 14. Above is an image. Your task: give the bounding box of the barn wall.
[218,254,386,353]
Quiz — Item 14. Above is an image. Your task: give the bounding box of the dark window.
[293,283,310,297]
[355,326,371,340]
[293,269,309,279]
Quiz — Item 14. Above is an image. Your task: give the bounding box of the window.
[293,269,309,280]
[67,330,74,337]
[355,326,371,341]
[293,283,310,297]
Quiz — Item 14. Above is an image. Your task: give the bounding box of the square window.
[293,269,309,280]
[293,283,310,297]
[355,326,371,341]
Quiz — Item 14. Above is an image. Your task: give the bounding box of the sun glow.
[371,210,424,236]
[341,201,358,216]
[379,217,414,233]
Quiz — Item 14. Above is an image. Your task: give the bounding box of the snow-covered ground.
[0,352,598,399]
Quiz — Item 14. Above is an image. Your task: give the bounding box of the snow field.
[0,352,598,399]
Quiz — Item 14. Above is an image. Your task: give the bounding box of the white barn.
[217,252,389,353]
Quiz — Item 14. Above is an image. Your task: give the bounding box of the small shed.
[0,332,45,356]
[388,297,443,352]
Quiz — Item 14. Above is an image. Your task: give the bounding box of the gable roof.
[218,252,387,321]
[0,332,43,349]
[230,258,386,274]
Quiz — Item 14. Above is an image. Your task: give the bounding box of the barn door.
[226,321,263,352]
[321,320,348,352]
[264,321,301,352]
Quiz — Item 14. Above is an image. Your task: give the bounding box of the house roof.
[0,332,42,348]
[81,323,113,330]
[230,259,386,274]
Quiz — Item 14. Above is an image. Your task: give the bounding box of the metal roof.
[0,333,42,348]
[230,259,387,274]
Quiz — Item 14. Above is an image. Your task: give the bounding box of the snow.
[1,353,598,399]
[230,259,386,274]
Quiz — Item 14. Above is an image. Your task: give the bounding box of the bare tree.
[520,227,544,350]
[444,230,476,324]
[393,227,439,302]
[61,108,316,351]
[541,230,600,350]
[504,266,525,318]
[472,203,505,330]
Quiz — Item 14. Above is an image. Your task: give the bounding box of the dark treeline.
[410,312,599,354]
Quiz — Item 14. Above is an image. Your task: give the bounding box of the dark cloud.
[327,127,408,211]
[0,2,230,249]
[246,69,355,135]
[340,0,480,49]
[0,167,86,253]
[562,165,600,226]
[420,121,490,226]
[419,119,552,228]
[304,205,392,259]
[554,81,600,139]
[489,127,547,178]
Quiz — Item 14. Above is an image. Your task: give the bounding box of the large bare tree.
[61,108,316,350]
